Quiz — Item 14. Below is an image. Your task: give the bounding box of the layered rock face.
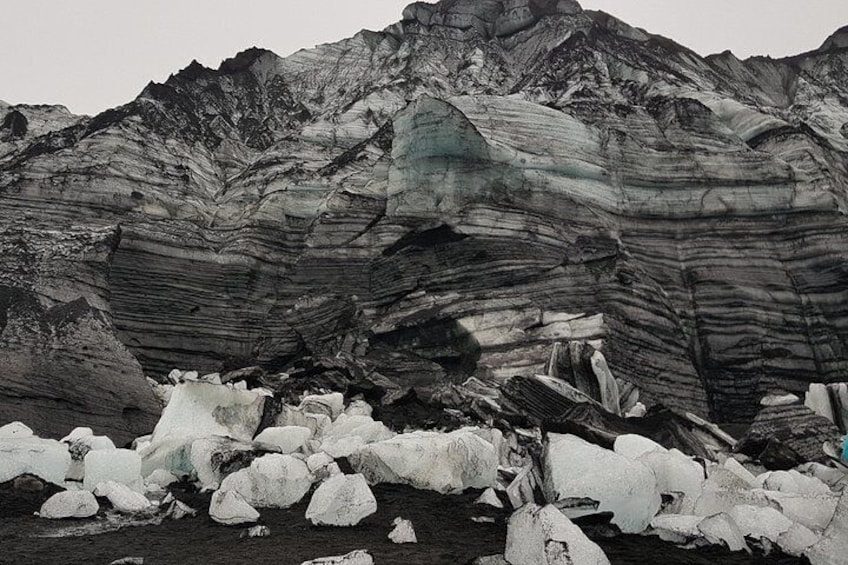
[0,223,160,444]
[2,0,848,428]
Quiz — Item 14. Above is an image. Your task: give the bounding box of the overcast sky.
[2,1,846,116]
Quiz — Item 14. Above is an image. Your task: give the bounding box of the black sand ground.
[0,480,809,565]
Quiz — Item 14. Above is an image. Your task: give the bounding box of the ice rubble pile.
[2,368,847,565]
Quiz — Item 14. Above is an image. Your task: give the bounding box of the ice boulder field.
[2,369,847,564]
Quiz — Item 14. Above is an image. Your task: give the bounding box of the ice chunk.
[306,452,334,473]
[66,434,116,482]
[300,550,373,565]
[190,436,255,490]
[240,524,271,538]
[760,470,831,496]
[140,381,268,477]
[764,491,838,531]
[543,433,661,533]
[300,392,344,420]
[805,383,835,424]
[319,414,395,458]
[388,517,417,543]
[728,505,792,543]
[344,400,373,417]
[61,427,93,443]
[276,405,332,439]
[39,490,99,519]
[0,435,70,485]
[144,468,178,489]
[778,523,819,557]
[220,453,312,508]
[348,429,498,494]
[723,458,759,488]
[613,434,666,459]
[84,448,143,492]
[796,462,847,489]
[505,503,610,565]
[807,491,848,565]
[697,512,748,552]
[305,473,377,526]
[475,487,504,508]
[150,381,268,445]
[95,480,152,512]
[253,426,312,454]
[692,470,772,517]
[637,449,704,514]
[649,514,702,544]
[625,403,647,418]
[209,490,259,525]
[1,421,34,438]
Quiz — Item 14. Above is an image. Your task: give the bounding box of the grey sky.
[2,1,846,116]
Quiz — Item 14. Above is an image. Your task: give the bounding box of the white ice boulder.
[144,468,178,489]
[151,381,268,444]
[220,453,312,508]
[723,458,759,488]
[307,452,339,482]
[649,514,702,544]
[0,435,71,485]
[305,473,377,526]
[39,490,99,519]
[276,405,332,439]
[189,436,255,490]
[209,489,259,525]
[1,421,34,438]
[778,523,819,557]
[300,392,344,420]
[613,434,666,459]
[66,434,116,482]
[805,383,835,424]
[692,469,772,517]
[348,429,497,494]
[728,505,793,543]
[95,480,152,512]
[140,381,268,477]
[345,400,373,417]
[760,470,831,496]
[306,452,334,473]
[543,433,661,534]
[797,462,847,489]
[84,448,143,492]
[807,491,848,565]
[300,550,374,565]
[765,491,838,531]
[505,503,610,565]
[61,427,93,443]
[319,414,395,458]
[475,487,504,508]
[637,449,705,514]
[389,517,417,543]
[253,426,312,454]
[697,512,748,552]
